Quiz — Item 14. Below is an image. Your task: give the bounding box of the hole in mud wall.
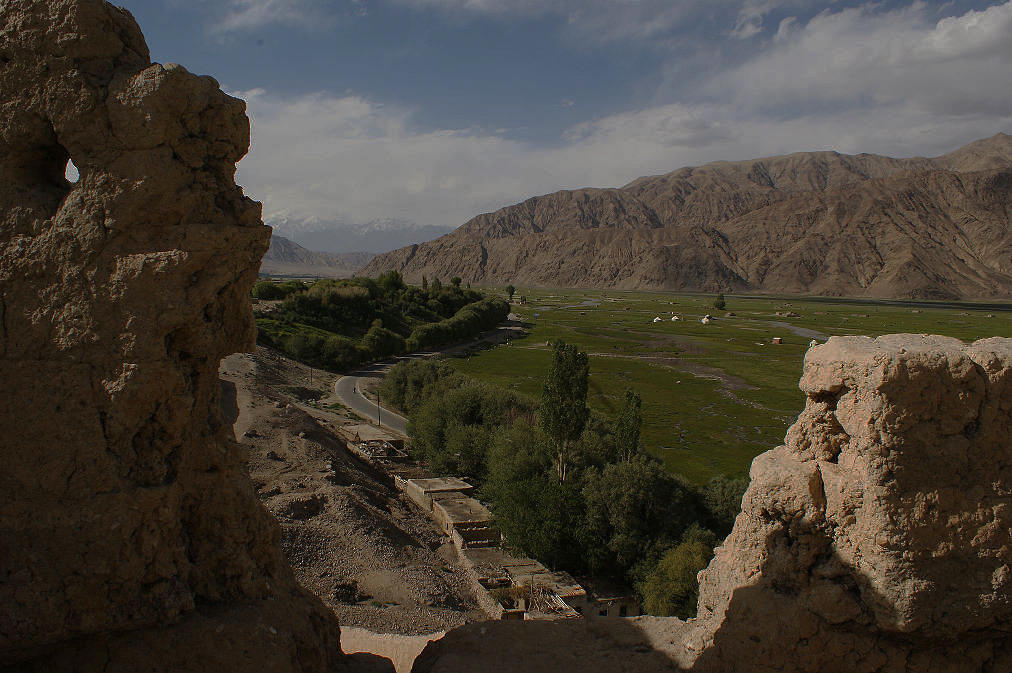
[65,158,79,184]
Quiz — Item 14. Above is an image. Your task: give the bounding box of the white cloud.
[773,15,798,43]
[229,2,1012,235]
[209,0,338,32]
[235,86,1012,234]
[730,0,786,39]
[711,1,1012,116]
[393,0,724,45]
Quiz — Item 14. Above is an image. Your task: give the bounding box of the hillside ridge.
[363,134,1012,299]
[261,234,373,277]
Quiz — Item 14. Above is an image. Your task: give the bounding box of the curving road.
[334,363,410,436]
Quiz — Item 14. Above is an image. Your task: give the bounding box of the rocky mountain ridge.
[363,134,1012,299]
[261,234,373,277]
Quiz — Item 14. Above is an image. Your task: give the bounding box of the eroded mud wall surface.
[0,1,367,670]
[413,335,1012,673]
[685,334,1012,672]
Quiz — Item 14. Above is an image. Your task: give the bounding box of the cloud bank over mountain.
[218,1,1012,232]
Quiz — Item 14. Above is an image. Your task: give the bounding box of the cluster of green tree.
[379,360,536,477]
[252,279,307,300]
[380,346,748,619]
[406,297,509,351]
[255,272,509,371]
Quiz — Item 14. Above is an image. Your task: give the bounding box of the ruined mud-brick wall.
[685,334,1012,673]
[0,1,368,670]
[412,335,1011,673]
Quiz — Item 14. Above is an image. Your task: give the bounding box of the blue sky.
[117,1,1012,235]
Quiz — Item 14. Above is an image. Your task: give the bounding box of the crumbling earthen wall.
[681,334,1012,672]
[0,1,378,670]
[412,335,1012,673]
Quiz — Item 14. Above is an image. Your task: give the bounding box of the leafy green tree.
[443,423,493,480]
[322,335,359,371]
[422,275,429,291]
[506,284,516,301]
[450,276,462,288]
[252,280,306,300]
[581,456,705,577]
[481,422,586,571]
[286,333,323,362]
[539,341,589,482]
[713,293,726,310]
[406,380,533,482]
[702,474,748,536]
[379,359,457,414]
[359,321,405,359]
[572,415,619,468]
[614,388,642,462]
[378,270,406,295]
[637,526,717,618]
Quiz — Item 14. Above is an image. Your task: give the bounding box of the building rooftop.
[406,477,473,494]
[431,493,491,524]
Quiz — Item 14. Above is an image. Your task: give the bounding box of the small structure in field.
[772,337,783,345]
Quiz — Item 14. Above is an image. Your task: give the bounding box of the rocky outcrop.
[0,1,385,670]
[413,335,1012,672]
[363,136,1012,299]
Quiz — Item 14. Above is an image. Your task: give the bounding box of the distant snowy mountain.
[267,216,455,254]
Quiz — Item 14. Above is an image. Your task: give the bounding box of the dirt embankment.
[220,347,487,635]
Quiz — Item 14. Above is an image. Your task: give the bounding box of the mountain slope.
[260,235,373,277]
[362,133,1012,299]
[270,217,455,254]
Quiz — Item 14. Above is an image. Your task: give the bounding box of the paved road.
[334,364,409,436]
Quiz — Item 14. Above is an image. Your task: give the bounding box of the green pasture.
[450,288,1012,484]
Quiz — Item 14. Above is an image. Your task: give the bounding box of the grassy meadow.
[449,289,1012,484]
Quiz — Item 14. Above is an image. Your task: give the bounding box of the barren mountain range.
[363,134,1012,299]
[260,235,374,277]
[270,216,455,254]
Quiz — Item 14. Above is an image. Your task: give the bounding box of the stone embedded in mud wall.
[686,334,1012,673]
[412,335,1012,673]
[0,1,382,670]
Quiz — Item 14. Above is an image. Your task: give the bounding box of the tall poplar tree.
[540,340,589,482]
[615,388,642,462]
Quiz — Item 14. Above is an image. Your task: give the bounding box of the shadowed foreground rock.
[0,1,388,670]
[414,335,1012,673]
